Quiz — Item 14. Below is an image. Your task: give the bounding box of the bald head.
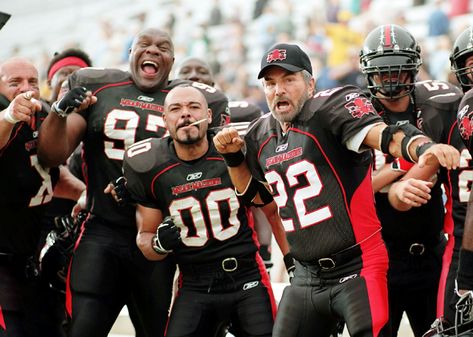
[164,85,208,111]
[0,57,39,101]
[174,57,214,86]
[129,28,175,92]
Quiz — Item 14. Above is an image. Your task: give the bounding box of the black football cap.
[258,43,312,79]
[0,12,11,31]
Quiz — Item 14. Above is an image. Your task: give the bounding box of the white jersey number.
[265,159,333,232]
[29,155,54,207]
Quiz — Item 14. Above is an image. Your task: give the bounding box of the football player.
[37,28,230,337]
[214,42,459,337]
[452,26,473,308]
[174,57,279,277]
[0,57,83,337]
[359,24,464,336]
[123,85,290,337]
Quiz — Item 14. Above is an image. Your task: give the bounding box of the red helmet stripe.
[384,25,391,46]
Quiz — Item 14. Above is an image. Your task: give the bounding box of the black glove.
[110,176,133,206]
[152,216,181,255]
[259,244,273,274]
[52,87,88,117]
[283,253,295,282]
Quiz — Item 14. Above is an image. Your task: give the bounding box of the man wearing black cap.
[213,42,461,336]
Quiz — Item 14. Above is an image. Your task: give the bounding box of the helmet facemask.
[362,54,420,100]
[452,55,473,91]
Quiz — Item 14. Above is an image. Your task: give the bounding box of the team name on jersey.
[120,98,163,112]
[266,147,303,168]
[172,177,222,195]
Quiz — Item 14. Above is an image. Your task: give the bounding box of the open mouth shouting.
[141,60,158,78]
[274,99,292,114]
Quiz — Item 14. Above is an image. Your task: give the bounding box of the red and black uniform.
[65,68,229,337]
[0,94,60,337]
[123,132,276,337]
[372,80,462,336]
[415,82,466,325]
[245,86,389,337]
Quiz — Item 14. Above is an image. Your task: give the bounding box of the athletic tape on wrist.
[3,106,19,124]
[415,141,435,159]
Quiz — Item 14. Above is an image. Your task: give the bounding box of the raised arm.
[363,123,459,170]
[0,91,41,149]
[38,87,96,167]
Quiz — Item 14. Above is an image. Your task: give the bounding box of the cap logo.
[267,49,287,63]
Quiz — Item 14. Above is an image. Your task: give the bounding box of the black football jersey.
[123,132,258,265]
[228,100,263,136]
[373,80,464,241]
[244,86,384,261]
[68,68,230,228]
[0,99,60,255]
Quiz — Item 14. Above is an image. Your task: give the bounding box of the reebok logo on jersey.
[339,274,357,284]
[275,143,288,152]
[345,92,360,101]
[243,281,259,290]
[137,95,154,102]
[186,172,203,181]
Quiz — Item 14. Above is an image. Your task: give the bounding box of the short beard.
[270,90,310,123]
[176,133,200,145]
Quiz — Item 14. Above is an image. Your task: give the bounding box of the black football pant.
[66,219,176,337]
[387,239,445,337]
[167,257,275,337]
[273,242,390,337]
[0,258,61,337]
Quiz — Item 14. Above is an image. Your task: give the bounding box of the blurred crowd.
[1,0,471,114]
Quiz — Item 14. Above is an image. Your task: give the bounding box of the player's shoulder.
[458,88,473,118]
[245,111,276,140]
[70,68,131,88]
[460,87,473,106]
[311,85,365,107]
[415,80,463,105]
[124,137,172,173]
[308,85,375,118]
[229,100,263,123]
[168,79,224,98]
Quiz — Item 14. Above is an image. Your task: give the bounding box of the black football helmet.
[451,26,473,93]
[423,291,473,337]
[360,24,422,99]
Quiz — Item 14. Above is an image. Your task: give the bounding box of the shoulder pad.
[69,68,130,89]
[308,85,365,113]
[124,137,169,174]
[415,80,463,104]
[229,101,263,123]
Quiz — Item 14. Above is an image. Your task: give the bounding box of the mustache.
[177,118,206,129]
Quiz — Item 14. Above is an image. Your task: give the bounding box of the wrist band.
[3,106,19,124]
[221,150,245,167]
[415,141,435,159]
[457,248,473,290]
[283,253,295,271]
